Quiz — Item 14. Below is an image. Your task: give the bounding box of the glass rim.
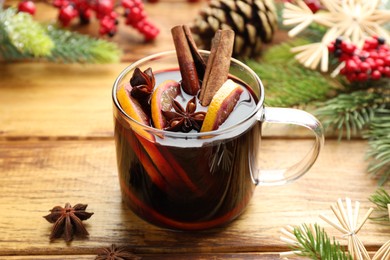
[112,50,265,138]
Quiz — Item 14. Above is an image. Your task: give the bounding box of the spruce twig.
[45,25,120,63]
[0,7,120,63]
[369,188,390,225]
[246,39,339,107]
[365,109,390,185]
[280,224,351,259]
[0,7,53,58]
[314,90,387,140]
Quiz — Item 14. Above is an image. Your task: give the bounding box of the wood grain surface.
[1,0,389,259]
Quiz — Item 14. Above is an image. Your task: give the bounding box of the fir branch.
[45,25,120,63]
[365,109,390,185]
[369,188,390,225]
[284,224,351,260]
[0,7,120,63]
[246,39,339,107]
[0,8,53,58]
[314,90,387,140]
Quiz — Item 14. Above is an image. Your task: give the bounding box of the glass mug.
[112,50,324,230]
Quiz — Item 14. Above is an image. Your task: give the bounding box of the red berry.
[375,58,385,67]
[304,0,321,13]
[96,0,113,18]
[18,1,36,15]
[58,5,78,26]
[328,42,335,52]
[346,73,357,82]
[357,72,368,82]
[369,50,378,59]
[365,37,378,50]
[383,66,390,77]
[121,0,135,8]
[363,43,371,51]
[346,59,358,72]
[371,70,382,80]
[341,41,356,54]
[384,56,390,66]
[359,62,370,72]
[366,57,377,69]
[378,50,387,60]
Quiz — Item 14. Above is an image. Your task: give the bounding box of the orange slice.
[117,84,150,126]
[151,80,181,129]
[200,79,243,132]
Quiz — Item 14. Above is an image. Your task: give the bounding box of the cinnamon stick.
[171,25,205,95]
[199,29,235,106]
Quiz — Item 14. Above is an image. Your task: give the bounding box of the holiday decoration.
[191,0,277,58]
[280,224,351,259]
[328,36,390,82]
[369,188,390,224]
[282,0,390,72]
[280,196,390,259]
[16,0,159,40]
[372,240,390,260]
[246,39,338,107]
[245,32,390,184]
[0,8,120,63]
[319,198,373,259]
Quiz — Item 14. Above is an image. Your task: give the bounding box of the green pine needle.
[314,90,387,140]
[369,188,390,224]
[45,25,121,63]
[0,7,120,63]
[0,8,54,57]
[246,39,338,107]
[365,109,390,185]
[289,224,351,260]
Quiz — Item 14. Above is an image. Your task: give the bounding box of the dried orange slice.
[200,79,243,132]
[117,84,150,126]
[151,80,181,129]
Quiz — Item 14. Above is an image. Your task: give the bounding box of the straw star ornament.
[319,198,373,260]
[283,0,390,72]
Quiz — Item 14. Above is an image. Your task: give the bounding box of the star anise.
[129,67,155,100]
[95,244,141,260]
[43,203,94,242]
[162,97,206,132]
[129,67,155,116]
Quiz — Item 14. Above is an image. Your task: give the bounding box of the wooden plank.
[0,139,387,256]
[1,63,123,138]
[0,253,284,259]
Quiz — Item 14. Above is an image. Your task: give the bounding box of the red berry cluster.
[328,36,390,82]
[122,0,159,41]
[17,0,159,40]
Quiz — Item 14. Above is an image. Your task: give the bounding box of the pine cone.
[191,0,277,58]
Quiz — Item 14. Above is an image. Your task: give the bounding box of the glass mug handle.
[255,107,325,186]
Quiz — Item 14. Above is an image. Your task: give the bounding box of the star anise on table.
[43,203,94,242]
[96,244,141,260]
[162,96,206,132]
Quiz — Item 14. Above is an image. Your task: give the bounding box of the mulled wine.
[114,69,260,230]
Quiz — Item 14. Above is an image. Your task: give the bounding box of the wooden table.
[1,1,389,259]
